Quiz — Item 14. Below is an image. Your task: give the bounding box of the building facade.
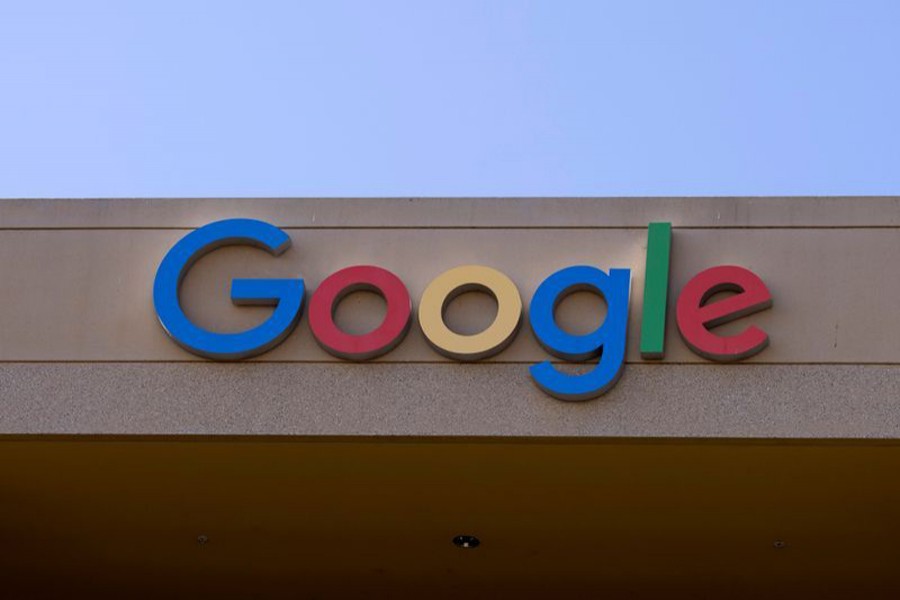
[1,197,899,598]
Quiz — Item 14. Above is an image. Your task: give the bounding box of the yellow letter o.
[418,265,523,361]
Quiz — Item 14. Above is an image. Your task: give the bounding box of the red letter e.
[676,266,772,362]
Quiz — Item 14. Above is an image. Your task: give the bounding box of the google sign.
[154,219,773,401]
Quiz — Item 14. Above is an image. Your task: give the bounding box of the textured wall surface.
[1,197,899,437]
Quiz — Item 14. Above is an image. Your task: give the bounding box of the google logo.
[154,219,773,401]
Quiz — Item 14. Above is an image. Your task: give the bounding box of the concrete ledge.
[2,363,898,438]
[4,197,900,228]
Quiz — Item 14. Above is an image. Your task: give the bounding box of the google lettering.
[153,219,772,401]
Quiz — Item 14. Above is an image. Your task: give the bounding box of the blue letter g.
[153,219,305,360]
[528,266,631,401]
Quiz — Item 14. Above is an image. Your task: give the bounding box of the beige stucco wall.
[1,197,899,437]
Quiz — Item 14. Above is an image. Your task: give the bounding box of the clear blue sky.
[1,1,898,197]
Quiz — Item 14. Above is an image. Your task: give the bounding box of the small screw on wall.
[773,540,787,549]
[197,534,209,545]
[453,535,480,549]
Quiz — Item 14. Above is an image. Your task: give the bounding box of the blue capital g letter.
[153,219,305,360]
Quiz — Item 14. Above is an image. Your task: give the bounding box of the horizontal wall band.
[3,434,899,446]
[8,225,900,232]
[4,197,900,228]
[2,363,898,438]
[5,360,900,366]
[2,228,898,363]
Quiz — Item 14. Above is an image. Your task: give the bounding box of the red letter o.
[309,265,412,360]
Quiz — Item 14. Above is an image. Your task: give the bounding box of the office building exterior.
[2,197,898,598]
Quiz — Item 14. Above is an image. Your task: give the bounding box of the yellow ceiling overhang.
[1,436,898,598]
